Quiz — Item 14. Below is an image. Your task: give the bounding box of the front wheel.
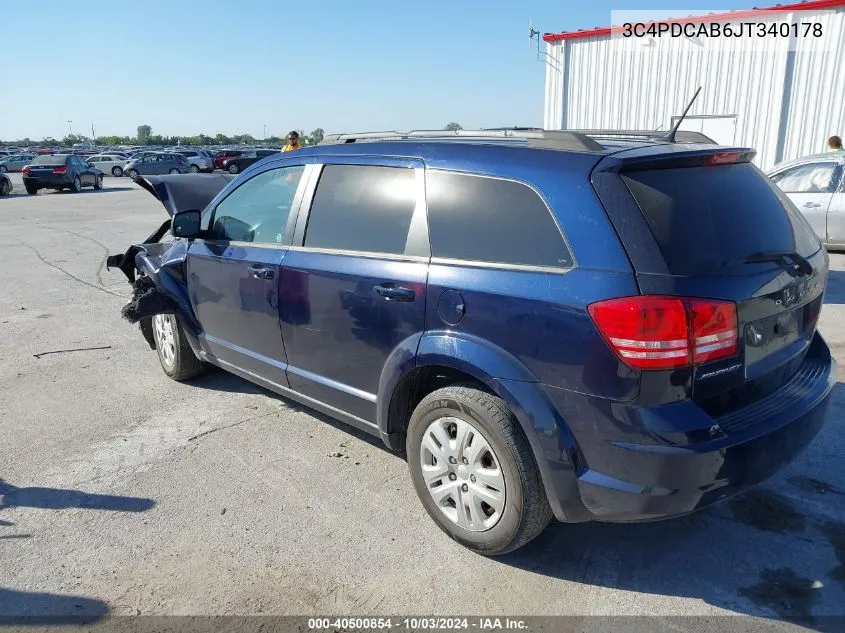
[168,168,179,175]
[190,164,200,173]
[127,169,139,180]
[407,385,552,556]
[94,174,103,190]
[228,163,239,174]
[151,313,205,381]
[0,165,7,173]
[112,166,123,177]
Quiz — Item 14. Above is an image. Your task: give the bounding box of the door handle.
[373,284,415,301]
[248,265,274,280]
[802,202,822,208]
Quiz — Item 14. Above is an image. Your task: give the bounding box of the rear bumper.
[22,175,71,188]
[546,333,836,522]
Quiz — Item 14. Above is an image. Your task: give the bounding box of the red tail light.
[52,166,67,174]
[703,152,742,166]
[22,167,30,175]
[178,160,184,165]
[588,296,738,370]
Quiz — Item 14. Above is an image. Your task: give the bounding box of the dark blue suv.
[109,130,837,555]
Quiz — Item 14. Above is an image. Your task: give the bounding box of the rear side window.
[425,171,573,269]
[770,162,840,194]
[622,163,819,275]
[304,165,416,255]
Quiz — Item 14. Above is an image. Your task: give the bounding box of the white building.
[542,0,845,169]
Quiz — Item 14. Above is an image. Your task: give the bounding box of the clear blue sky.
[4,0,743,141]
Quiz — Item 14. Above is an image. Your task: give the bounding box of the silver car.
[0,154,36,173]
[175,149,214,173]
[124,153,192,180]
[768,151,845,249]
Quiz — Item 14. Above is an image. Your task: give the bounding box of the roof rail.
[320,129,605,153]
[569,129,716,144]
[318,128,716,151]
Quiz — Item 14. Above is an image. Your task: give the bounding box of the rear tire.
[25,185,38,195]
[0,165,7,173]
[190,164,200,173]
[71,176,82,193]
[406,385,552,556]
[152,313,205,381]
[168,168,179,175]
[112,166,123,177]
[0,179,11,195]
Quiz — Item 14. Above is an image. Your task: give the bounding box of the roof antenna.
[664,86,701,143]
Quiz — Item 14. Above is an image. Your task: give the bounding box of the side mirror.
[171,209,202,239]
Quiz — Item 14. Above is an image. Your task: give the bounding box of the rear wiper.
[723,251,814,275]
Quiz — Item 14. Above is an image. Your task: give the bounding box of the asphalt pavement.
[0,172,843,630]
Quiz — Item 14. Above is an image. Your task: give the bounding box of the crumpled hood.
[136,173,236,216]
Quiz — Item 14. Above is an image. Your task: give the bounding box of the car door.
[770,161,840,242]
[279,159,429,424]
[76,156,95,184]
[822,163,845,245]
[187,161,309,385]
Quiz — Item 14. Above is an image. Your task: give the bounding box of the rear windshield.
[31,155,68,165]
[622,162,819,275]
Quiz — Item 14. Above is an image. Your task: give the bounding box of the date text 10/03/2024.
[308,617,528,630]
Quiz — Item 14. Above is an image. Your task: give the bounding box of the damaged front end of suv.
[106,173,235,351]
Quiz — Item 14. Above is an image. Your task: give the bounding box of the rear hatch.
[591,146,827,415]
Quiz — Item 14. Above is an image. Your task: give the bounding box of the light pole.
[263,124,266,141]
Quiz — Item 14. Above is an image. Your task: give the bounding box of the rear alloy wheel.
[151,313,205,381]
[407,385,552,556]
[190,164,200,173]
[228,163,239,174]
[94,174,103,190]
[169,168,179,175]
[112,166,123,177]
[127,169,139,180]
[71,176,82,193]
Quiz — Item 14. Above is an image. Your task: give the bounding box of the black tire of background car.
[190,164,200,173]
[25,186,38,195]
[228,164,239,174]
[406,385,553,556]
[154,314,206,381]
[0,179,10,195]
[94,175,103,190]
[112,166,123,177]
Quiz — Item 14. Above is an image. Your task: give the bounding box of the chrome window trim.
[287,245,429,264]
[424,167,577,270]
[429,257,573,275]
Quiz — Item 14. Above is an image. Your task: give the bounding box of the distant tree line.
[0,125,327,148]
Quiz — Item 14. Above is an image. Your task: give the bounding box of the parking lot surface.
[1,172,844,628]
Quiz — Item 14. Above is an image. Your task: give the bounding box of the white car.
[87,154,130,177]
[768,152,845,249]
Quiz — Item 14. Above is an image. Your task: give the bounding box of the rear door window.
[425,170,573,269]
[304,165,416,255]
[621,162,819,275]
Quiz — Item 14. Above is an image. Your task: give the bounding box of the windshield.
[622,162,820,275]
[31,155,68,165]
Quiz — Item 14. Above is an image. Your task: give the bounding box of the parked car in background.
[22,154,103,194]
[109,130,836,555]
[221,149,280,174]
[0,154,36,173]
[88,154,130,177]
[768,152,845,250]
[0,171,12,196]
[176,149,214,173]
[213,149,245,170]
[124,153,191,179]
